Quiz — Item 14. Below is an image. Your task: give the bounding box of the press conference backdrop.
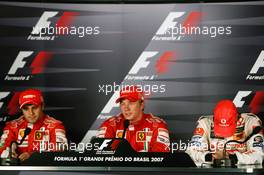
[0,0,264,149]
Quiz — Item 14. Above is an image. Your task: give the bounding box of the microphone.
[122,120,130,140]
[18,127,31,145]
[214,126,262,167]
[9,127,31,160]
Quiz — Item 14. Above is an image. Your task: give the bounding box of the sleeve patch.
[194,128,204,136]
[55,129,67,143]
[253,136,263,147]
[157,128,169,144]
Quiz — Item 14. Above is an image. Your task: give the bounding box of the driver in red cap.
[0,89,68,162]
[186,100,264,166]
[97,86,170,152]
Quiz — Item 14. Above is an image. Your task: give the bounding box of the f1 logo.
[233,91,252,108]
[233,91,264,114]
[129,52,158,74]
[156,12,185,35]
[31,12,58,35]
[98,139,112,150]
[128,51,175,75]
[0,92,10,109]
[6,51,53,78]
[250,51,264,74]
[8,51,33,75]
[153,11,203,41]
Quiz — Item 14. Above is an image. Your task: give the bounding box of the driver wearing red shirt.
[0,89,67,161]
[97,86,170,152]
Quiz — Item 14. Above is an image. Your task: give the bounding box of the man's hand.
[18,152,31,161]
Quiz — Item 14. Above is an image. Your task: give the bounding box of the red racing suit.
[0,115,68,158]
[186,113,264,166]
[97,113,170,152]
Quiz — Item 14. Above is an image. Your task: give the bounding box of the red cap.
[19,89,44,109]
[115,86,144,103]
[214,100,238,137]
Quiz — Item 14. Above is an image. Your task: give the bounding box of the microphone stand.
[7,141,20,165]
[2,127,32,165]
[112,120,130,154]
[213,140,238,167]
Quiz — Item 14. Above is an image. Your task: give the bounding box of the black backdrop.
[0,0,264,149]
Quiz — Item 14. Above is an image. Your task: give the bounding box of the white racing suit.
[186,113,264,166]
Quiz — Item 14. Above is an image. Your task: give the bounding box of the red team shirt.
[0,115,67,158]
[97,113,170,152]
